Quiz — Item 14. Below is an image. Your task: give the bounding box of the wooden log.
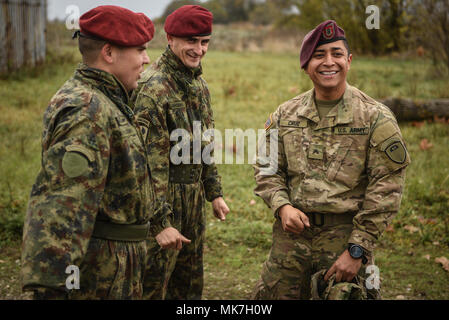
[378,98,449,122]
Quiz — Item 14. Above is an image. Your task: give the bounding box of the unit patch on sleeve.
[383,139,407,164]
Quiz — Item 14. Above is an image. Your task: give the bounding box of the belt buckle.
[312,213,325,227]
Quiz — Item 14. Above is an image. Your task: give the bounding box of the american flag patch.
[264,113,273,130]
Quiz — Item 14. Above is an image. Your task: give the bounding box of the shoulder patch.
[137,118,150,142]
[265,113,273,130]
[383,139,407,164]
[62,151,89,178]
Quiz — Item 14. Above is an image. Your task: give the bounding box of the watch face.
[350,245,363,259]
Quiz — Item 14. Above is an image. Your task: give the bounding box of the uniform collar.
[75,63,130,104]
[297,83,353,129]
[75,63,135,120]
[160,46,203,81]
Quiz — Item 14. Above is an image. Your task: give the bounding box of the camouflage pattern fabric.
[251,221,379,299]
[132,46,223,299]
[21,63,155,299]
[310,269,367,300]
[252,84,409,299]
[142,183,206,299]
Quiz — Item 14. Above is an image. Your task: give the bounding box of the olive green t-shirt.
[315,98,342,120]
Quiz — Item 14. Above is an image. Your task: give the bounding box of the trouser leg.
[166,183,206,300]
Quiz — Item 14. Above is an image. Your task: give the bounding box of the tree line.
[159,0,449,71]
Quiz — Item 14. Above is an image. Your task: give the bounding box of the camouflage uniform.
[310,269,367,300]
[252,84,410,299]
[21,64,156,299]
[132,47,223,300]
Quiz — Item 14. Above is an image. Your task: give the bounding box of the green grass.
[1,46,448,300]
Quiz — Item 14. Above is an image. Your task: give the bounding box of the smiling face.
[305,40,352,100]
[167,34,211,69]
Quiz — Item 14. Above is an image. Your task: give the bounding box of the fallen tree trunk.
[378,98,449,122]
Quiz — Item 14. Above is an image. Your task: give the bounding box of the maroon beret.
[164,5,213,37]
[79,5,154,46]
[299,20,346,69]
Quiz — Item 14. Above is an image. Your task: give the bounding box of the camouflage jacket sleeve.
[133,89,173,236]
[21,102,110,292]
[253,108,292,218]
[348,109,410,254]
[200,80,223,202]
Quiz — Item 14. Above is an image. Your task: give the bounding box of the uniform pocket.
[327,137,365,189]
[282,128,307,174]
[107,244,128,299]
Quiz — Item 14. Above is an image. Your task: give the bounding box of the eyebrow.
[314,47,344,52]
[187,37,210,42]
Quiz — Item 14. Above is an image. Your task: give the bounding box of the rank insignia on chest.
[308,144,324,160]
[265,113,273,130]
[334,127,369,135]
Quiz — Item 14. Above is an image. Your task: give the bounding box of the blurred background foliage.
[148,0,449,72]
[45,0,449,73]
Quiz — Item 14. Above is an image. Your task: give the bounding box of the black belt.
[305,212,354,227]
[91,220,150,242]
[169,164,202,184]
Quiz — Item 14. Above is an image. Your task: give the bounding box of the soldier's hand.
[212,197,230,221]
[155,227,191,250]
[324,249,362,282]
[278,205,310,234]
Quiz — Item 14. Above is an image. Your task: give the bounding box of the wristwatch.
[348,243,368,264]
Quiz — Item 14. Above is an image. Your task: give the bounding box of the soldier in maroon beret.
[132,5,229,300]
[21,6,157,299]
[73,5,154,92]
[251,20,409,299]
[163,4,214,68]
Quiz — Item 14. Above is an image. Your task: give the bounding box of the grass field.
[0,45,448,300]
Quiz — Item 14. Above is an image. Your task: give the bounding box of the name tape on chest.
[279,119,308,128]
[334,127,369,135]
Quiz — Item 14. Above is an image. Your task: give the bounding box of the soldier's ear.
[100,43,114,64]
[303,63,310,75]
[167,34,174,46]
[347,53,353,70]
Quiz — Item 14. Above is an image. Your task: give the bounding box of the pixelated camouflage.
[132,46,223,299]
[21,63,155,299]
[142,183,206,299]
[252,84,408,299]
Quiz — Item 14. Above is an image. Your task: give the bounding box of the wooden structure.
[0,0,47,74]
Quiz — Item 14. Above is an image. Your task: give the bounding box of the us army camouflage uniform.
[310,269,367,300]
[21,64,156,299]
[132,47,223,300]
[252,84,410,300]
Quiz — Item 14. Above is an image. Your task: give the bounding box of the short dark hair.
[343,39,351,56]
[78,36,107,64]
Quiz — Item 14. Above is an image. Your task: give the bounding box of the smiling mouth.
[319,71,338,75]
[187,52,201,60]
